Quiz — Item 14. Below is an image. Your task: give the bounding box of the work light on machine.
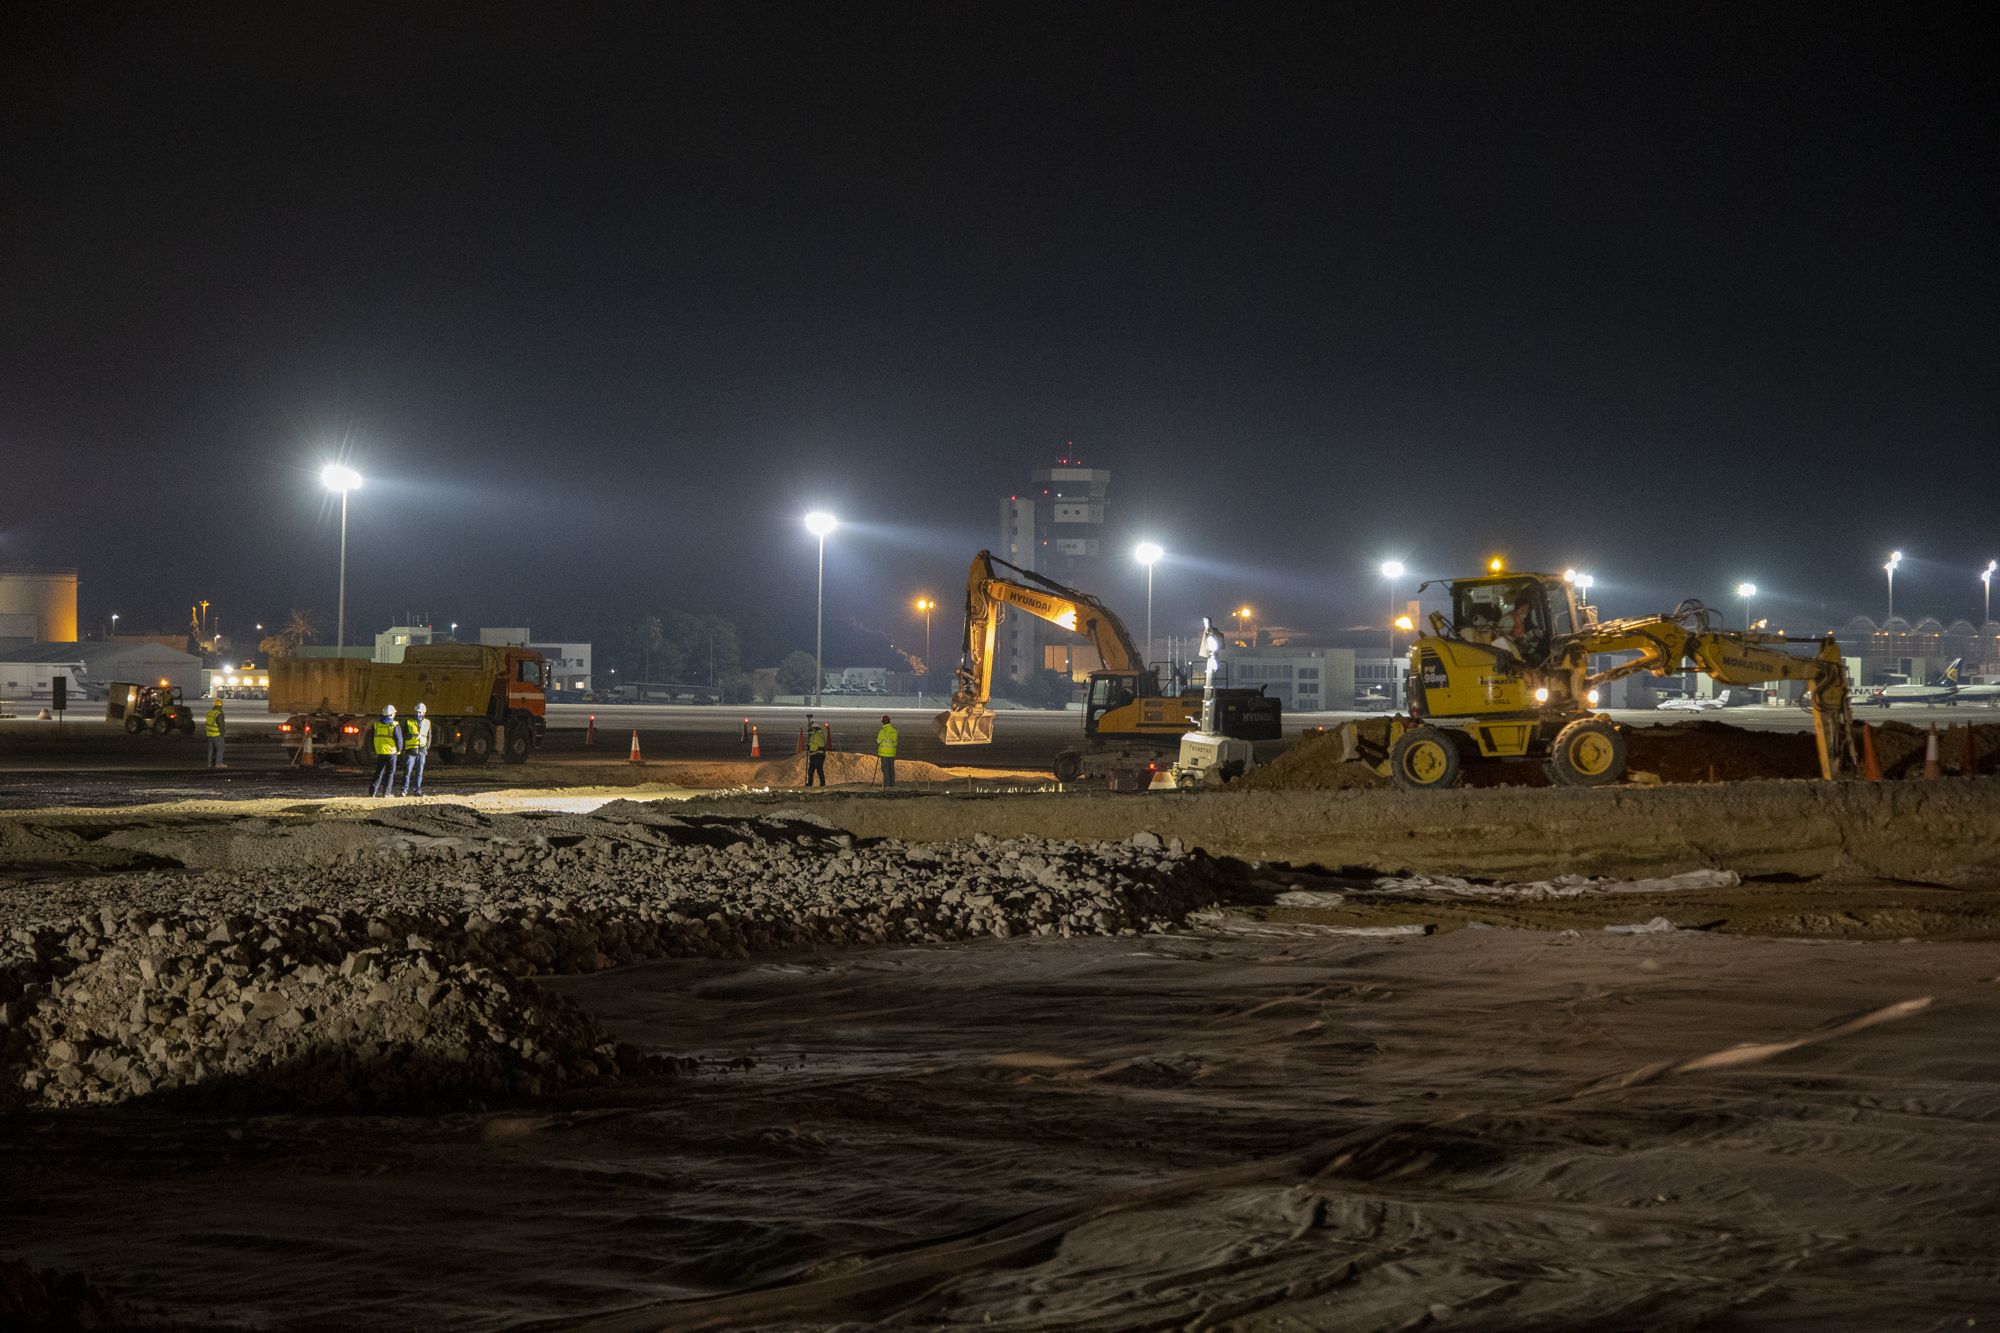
[1394,615,1414,631]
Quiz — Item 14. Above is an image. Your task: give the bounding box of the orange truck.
[269,644,549,766]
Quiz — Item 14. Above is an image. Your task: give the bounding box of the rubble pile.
[0,808,1236,1110]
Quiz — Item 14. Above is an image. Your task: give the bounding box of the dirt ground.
[7,780,2000,1328]
[8,926,1999,1329]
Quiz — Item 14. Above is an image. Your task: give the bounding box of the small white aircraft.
[1655,688,1747,712]
[1952,677,2000,707]
[1868,658,1963,707]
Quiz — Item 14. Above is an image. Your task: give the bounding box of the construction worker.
[805,720,828,787]
[876,713,898,787]
[400,701,431,796]
[368,703,403,797]
[204,696,226,769]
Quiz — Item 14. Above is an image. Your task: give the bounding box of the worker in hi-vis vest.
[400,701,432,796]
[875,714,898,788]
[805,720,828,787]
[368,703,403,797]
[204,697,226,769]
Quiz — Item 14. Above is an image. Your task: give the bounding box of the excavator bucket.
[935,706,996,745]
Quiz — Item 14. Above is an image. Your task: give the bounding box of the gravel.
[0,803,1237,1110]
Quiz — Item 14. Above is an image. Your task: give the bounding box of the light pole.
[1983,561,1996,627]
[1884,550,1902,625]
[320,464,363,654]
[1737,582,1757,631]
[804,511,837,708]
[1380,560,1405,662]
[1234,605,1252,642]
[1135,542,1163,669]
[109,612,119,640]
[914,596,935,703]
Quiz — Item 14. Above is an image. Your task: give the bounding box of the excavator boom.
[938,551,1149,744]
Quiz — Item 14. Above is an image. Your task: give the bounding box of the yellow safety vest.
[807,727,826,753]
[876,724,897,757]
[371,719,399,756]
[205,708,223,738]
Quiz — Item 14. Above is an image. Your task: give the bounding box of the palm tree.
[260,609,317,657]
[635,614,665,684]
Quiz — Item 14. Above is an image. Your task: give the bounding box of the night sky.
[4,3,1995,658]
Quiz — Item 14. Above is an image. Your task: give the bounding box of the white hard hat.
[383,704,397,717]
[415,702,427,715]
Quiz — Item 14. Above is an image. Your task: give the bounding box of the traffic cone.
[1924,724,1941,780]
[628,729,642,765]
[36,708,50,720]
[749,724,761,758]
[585,714,597,747]
[796,727,806,754]
[299,728,315,768]
[1860,724,1883,782]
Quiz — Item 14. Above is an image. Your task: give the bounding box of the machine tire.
[460,721,495,765]
[1548,718,1627,787]
[125,715,144,735]
[502,720,532,764]
[1053,750,1083,783]
[1389,726,1463,790]
[151,715,173,736]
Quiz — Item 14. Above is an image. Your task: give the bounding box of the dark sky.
[3,2,1995,656]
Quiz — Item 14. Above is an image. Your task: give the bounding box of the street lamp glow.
[1737,582,1757,598]
[804,511,839,707]
[1885,550,1903,623]
[320,463,363,654]
[1982,561,1997,626]
[1379,560,1405,580]
[1133,542,1163,665]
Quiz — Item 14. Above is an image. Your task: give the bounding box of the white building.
[374,625,436,663]
[1220,647,1355,713]
[0,641,203,702]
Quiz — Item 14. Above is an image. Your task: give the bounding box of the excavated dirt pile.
[1242,718,2000,789]
[751,751,960,785]
[0,806,1238,1111]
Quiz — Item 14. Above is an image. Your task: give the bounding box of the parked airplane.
[1867,658,1963,707]
[1656,688,1753,712]
[1953,677,2000,706]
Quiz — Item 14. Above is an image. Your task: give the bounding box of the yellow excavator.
[1387,566,1857,789]
[936,550,1282,786]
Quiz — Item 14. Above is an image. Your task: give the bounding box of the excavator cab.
[1448,574,1570,667]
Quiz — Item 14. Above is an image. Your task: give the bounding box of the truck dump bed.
[268,645,512,717]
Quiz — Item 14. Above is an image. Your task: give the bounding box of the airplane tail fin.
[1942,657,1964,684]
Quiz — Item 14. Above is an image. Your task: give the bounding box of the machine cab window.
[517,658,548,688]
[1451,578,1552,665]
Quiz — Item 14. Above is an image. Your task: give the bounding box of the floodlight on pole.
[1885,550,1903,624]
[804,512,838,707]
[1737,582,1757,631]
[1134,542,1163,668]
[320,464,363,654]
[1983,560,1997,627]
[914,596,936,703]
[1380,560,1406,662]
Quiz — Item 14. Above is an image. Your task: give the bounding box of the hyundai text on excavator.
[936,550,1282,787]
[1386,565,1857,789]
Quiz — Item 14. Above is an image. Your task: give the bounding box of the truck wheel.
[1053,750,1083,783]
[502,720,532,764]
[152,715,173,736]
[125,715,144,735]
[1389,725,1463,790]
[460,721,494,765]
[1548,718,1626,787]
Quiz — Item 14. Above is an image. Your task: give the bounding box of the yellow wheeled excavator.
[935,551,1282,787]
[1387,567,1857,789]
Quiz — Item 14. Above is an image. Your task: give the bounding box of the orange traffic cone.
[299,728,315,768]
[585,714,597,746]
[796,727,806,754]
[1924,724,1941,780]
[749,724,761,758]
[1860,724,1883,782]
[628,729,642,765]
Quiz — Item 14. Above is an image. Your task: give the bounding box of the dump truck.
[935,550,1282,788]
[269,643,549,766]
